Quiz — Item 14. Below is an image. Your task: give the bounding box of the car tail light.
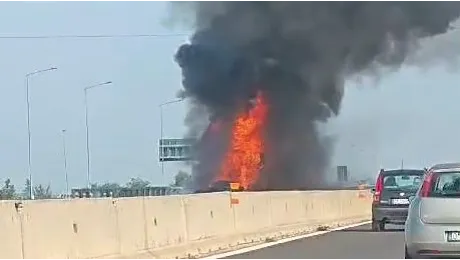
[373,170,384,203]
[420,171,436,197]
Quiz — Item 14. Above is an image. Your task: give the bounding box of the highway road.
[224,224,404,259]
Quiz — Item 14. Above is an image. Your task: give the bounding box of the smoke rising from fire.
[173,2,460,191]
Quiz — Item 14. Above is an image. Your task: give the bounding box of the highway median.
[0,190,372,259]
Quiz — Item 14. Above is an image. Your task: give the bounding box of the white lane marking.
[202,221,372,259]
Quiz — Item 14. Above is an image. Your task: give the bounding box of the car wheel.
[404,246,412,259]
[372,220,381,232]
[379,221,385,231]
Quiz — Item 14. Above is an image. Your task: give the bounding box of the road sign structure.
[159,138,195,162]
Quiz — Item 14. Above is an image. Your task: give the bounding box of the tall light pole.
[25,67,57,200]
[84,81,113,189]
[61,129,69,196]
[159,98,184,184]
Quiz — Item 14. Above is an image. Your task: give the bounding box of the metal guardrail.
[71,186,184,199]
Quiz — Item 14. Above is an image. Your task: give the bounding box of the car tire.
[372,220,381,232]
[379,221,385,231]
[404,246,412,259]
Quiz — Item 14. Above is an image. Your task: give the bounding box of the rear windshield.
[430,171,460,197]
[383,174,423,191]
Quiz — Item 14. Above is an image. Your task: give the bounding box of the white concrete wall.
[0,190,372,259]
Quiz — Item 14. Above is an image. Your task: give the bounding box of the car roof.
[381,169,425,175]
[430,162,460,172]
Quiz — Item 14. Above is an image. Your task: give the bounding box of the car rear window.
[430,171,460,197]
[383,174,423,191]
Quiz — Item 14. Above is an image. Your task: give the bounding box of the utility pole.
[84,81,113,189]
[158,98,184,185]
[61,129,69,196]
[25,67,58,200]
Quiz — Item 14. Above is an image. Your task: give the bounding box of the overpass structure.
[0,189,373,259]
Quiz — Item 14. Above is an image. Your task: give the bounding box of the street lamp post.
[84,81,113,189]
[159,98,184,184]
[25,67,57,200]
[61,129,69,196]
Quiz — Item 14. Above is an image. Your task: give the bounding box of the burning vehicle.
[194,180,245,193]
[192,93,267,193]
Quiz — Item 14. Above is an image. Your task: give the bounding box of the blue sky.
[0,2,459,193]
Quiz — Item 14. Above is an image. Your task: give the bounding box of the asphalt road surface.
[224,224,404,259]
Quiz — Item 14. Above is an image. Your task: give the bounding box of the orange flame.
[216,92,268,189]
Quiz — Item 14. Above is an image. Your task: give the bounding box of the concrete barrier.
[0,201,22,259]
[0,190,372,259]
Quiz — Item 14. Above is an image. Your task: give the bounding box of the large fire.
[215,91,268,189]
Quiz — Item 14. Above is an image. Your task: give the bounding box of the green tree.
[0,179,16,200]
[125,177,150,189]
[91,182,121,191]
[33,184,52,199]
[172,171,191,187]
[100,182,122,190]
[22,178,31,200]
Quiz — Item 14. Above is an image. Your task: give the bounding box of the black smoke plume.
[173,2,460,191]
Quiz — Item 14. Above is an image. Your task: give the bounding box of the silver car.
[405,163,460,258]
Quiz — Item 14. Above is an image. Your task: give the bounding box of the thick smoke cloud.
[173,2,460,190]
